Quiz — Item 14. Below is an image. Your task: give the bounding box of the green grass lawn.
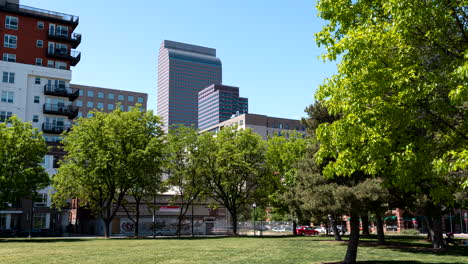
[0,235,466,264]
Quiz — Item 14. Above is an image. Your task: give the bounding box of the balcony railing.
[0,1,79,27]
[48,30,82,48]
[43,103,79,119]
[42,122,71,134]
[47,49,81,66]
[44,84,79,101]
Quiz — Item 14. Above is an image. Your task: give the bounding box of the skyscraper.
[157,40,222,131]
[198,84,248,131]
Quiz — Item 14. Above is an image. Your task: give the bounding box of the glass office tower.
[198,84,248,131]
[157,40,222,131]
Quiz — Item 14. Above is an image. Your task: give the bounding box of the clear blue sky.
[23,0,337,120]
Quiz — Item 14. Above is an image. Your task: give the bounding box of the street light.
[252,203,257,236]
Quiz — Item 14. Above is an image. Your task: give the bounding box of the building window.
[98,92,104,98]
[35,77,41,84]
[47,60,54,68]
[108,104,114,110]
[87,112,93,118]
[4,34,17,48]
[32,115,39,123]
[0,111,12,122]
[240,120,244,126]
[97,102,104,109]
[128,95,134,102]
[87,91,94,97]
[35,58,42,66]
[34,96,40,103]
[37,21,44,29]
[56,25,68,37]
[77,112,82,117]
[87,101,93,108]
[1,91,14,103]
[36,40,43,48]
[5,16,18,30]
[108,93,114,100]
[53,156,60,169]
[137,97,144,103]
[2,72,14,83]
[55,61,66,69]
[120,105,124,111]
[118,94,124,101]
[33,213,47,229]
[279,123,283,129]
[76,100,82,107]
[2,53,15,62]
[34,193,48,207]
[128,106,132,111]
[79,90,83,96]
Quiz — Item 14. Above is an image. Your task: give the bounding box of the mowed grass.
[0,236,467,264]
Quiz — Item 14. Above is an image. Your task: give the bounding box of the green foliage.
[200,127,271,232]
[165,126,207,234]
[0,116,48,209]
[52,106,164,236]
[315,0,467,201]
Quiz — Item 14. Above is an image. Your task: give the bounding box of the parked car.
[313,226,327,234]
[296,226,319,236]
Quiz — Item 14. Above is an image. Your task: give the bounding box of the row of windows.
[78,90,144,103]
[2,53,67,69]
[2,72,14,83]
[4,15,67,33]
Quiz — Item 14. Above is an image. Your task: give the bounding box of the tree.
[0,116,49,209]
[165,126,206,237]
[200,127,271,235]
[52,107,165,237]
[265,132,310,231]
[314,0,467,259]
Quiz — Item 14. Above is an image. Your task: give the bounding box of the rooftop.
[0,1,79,26]
[162,40,217,57]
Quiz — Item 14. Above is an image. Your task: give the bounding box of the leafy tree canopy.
[0,116,48,209]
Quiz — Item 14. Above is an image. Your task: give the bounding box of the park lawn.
[0,236,466,264]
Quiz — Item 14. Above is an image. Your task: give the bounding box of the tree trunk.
[133,198,141,237]
[329,214,342,241]
[361,213,370,235]
[424,214,445,249]
[103,218,111,238]
[231,211,238,235]
[293,220,297,236]
[376,216,385,245]
[344,210,360,264]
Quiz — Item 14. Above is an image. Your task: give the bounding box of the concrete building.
[157,40,222,131]
[201,113,306,140]
[0,0,81,234]
[71,84,148,117]
[198,84,248,131]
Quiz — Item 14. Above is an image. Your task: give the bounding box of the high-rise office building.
[157,40,222,131]
[198,84,248,131]
[0,0,81,233]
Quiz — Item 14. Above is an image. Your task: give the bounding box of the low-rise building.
[71,84,148,117]
[201,113,306,139]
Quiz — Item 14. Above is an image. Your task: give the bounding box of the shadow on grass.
[358,239,468,258]
[357,262,466,264]
[0,238,90,243]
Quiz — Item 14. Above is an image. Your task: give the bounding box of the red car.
[296,226,319,236]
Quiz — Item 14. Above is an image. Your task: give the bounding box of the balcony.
[48,31,82,48]
[42,122,71,134]
[44,84,79,101]
[43,103,79,119]
[47,49,81,66]
[0,2,79,28]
